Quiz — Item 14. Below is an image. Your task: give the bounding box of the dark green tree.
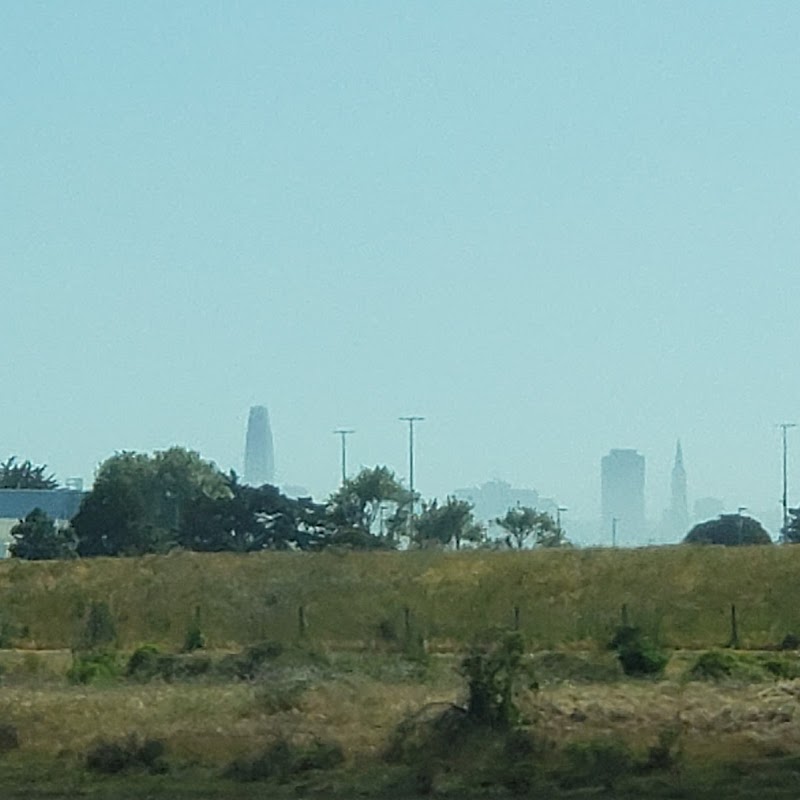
[73,448,230,557]
[179,474,328,552]
[0,457,57,489]
[684,514,771,546]
[414,496,484,550]
[327,466,411,545]
[9,508,76,560]
[495,506,566,549]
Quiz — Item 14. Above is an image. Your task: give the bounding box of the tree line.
[3,448,568,560]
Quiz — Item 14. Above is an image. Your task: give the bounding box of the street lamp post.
[778,423,797,541]
[399,416,424,534]
[333,429,354,484]
[556,506,568,531]
[737,506,748,546]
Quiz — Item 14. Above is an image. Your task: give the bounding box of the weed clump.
[609,625,668,677]
[85,734,167,775]
[183,606,206,652]
[67,650,120,685]
[688,649,800,682]
[0,723,19,753]
[224,737,344,782]
[218,641,284,680]
[560,738,635,791]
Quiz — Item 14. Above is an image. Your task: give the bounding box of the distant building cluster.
[0,488,85,557]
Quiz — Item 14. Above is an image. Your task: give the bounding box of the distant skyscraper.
[601,449,645,542]
[244,405,275,486]
[666,440,689,536]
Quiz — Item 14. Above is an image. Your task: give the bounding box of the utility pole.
[737,506,748,546]
[399,416,424,534]
[612,516,619,548]
[333,429,354,484]
[778,423,797,541]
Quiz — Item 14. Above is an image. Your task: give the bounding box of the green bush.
[689,650,800,683]
[609,625,668,677]
[67,650,121,685]
[86,734,167,775]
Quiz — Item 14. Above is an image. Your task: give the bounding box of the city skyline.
[3,4,799,535]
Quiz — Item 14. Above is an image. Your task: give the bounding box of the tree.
[327,466,411,544]
[784,508,800,544]
[9,508,76,560]
[179,474,328,552]
[683,514,772,546]
[414,497,484,550]
[73,448,231,557]
[0,457,57,489]
[495,506,566,549]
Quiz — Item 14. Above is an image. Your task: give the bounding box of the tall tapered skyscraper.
[244,405,275,486]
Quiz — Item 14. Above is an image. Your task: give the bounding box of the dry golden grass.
[0,546,799,651]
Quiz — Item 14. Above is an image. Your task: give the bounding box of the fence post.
[403,606,411,637]
[513,605,520,631]
[727,604,739,648]
[621,603,629,627]
[298,605,307,637]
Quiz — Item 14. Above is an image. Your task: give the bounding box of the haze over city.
[3,3,799,538]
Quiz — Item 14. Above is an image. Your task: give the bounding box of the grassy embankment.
[0,547,798,797]
[0,545,799,650]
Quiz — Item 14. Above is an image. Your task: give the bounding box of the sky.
[2,2,800,539]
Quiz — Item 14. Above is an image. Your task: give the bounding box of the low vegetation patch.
[688,649,800,682]
[609,625,669,677]
[224,736,344,782]
[85,734,168,775]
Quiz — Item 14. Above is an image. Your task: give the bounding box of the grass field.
[0,545,798,651]
[0,547,798,797]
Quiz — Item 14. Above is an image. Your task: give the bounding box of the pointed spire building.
[665,440,689,538]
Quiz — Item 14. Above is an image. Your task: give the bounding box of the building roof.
[0,489,84,522]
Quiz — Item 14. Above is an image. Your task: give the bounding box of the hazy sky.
[3,2,799,535]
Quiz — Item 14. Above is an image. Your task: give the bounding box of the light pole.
[612,516,619,548]
[556,506,568,531]
[737,506,748,546]
[778,423,797,541]
[333,429,354,484]
[399,416,424,533]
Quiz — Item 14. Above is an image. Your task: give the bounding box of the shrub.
[644,726,683,772]
[459,629,527,728]
[0,723,19,753]
[780,633,800,651]
[561,738,635,790]
[126,645,164,681]
[224,737,343,782]
[685,649,793,682]
[183,607,206,652]
[609,625,668,677]
[67,650,120,685]
[81,602,117,650]
[253,681,307,714]
[218,641,283,680]
[86,734,167,775]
